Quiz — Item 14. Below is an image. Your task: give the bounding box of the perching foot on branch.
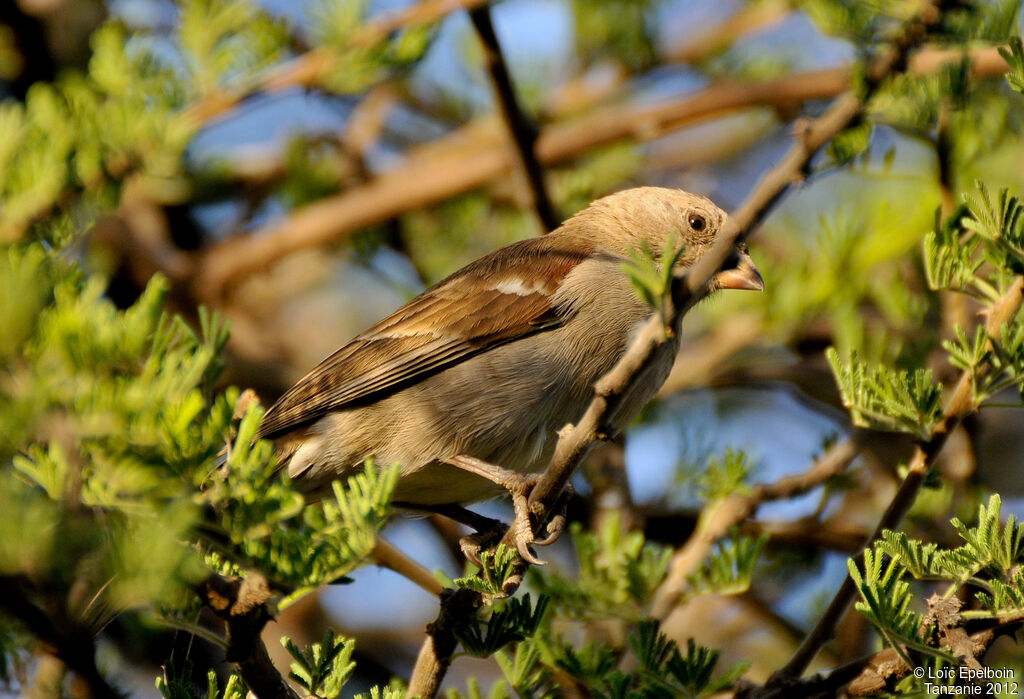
[439,455,573,566]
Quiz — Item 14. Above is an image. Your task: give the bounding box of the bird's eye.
[689,214,707,232]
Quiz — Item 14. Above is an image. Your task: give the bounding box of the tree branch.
[649,435,862,619]
[403,6,963,695]
[406,587,480,699]
[767,275,1024,689]
[193,42,1010,301]
[200,572,300,699]
[371,539,445,597]
[468,4,559,232]
[182,0,491,126]
[746,610,1024,698]
[0,576,125,699]
[546,0,794,116]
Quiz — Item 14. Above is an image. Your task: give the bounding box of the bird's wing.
[256,236,594,440]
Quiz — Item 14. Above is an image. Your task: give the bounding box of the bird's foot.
[443,455,572,566]
[458,526,504,568]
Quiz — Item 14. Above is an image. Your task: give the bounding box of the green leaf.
[455,543,521,599]
[827,348,944,439]
[686,529,767,599]
[281,629,355,698]
[1000,36,1024,93]
[530,515,670,619]
[454,593,550,658]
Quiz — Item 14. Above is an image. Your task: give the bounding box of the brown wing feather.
[256,236,592,440]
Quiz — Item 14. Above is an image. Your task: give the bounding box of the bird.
[256,186,763,562]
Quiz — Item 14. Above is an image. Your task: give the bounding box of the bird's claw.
[459,529,502,568]
[443,455,574,567]
[531,481,573,547]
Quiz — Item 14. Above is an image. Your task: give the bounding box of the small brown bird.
[258,187,762,559]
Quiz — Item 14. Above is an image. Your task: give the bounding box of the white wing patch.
[492,277,548,296]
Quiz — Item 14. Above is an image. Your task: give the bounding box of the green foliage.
[308,0,435,94]
[923,206,987,298]
[445,676,510,699]
[177,0,289,97]
[156,664,246,699]
[203,440,398,592]
[941,0,1021,44]
[454,544,522,599]
[827,348,944,439]
[1000,36,1024,93]
[949,495,1024,580]
[799,0,915,44]
[571,0,656,71]
[848,549,945,667]
[0,250,233,616]
[531,515,670,619]
[962,182,1024,271]
[922,185,1024,404]
[725,202,931,364]
[622,233,686,324]
[633,621,748,698]
[454,593,550,658]
[685,529,768,599]
[854,496,1024,664]
[451,517,755,696]
[0,237,399,681]
[355,686,405,699]
[826,121,872,167]
[551,620,746,698]
[871,58,971,133]
[282,629,356,699]
[0,22,199,241]
[696,448,752,501]
[493,641,548,698]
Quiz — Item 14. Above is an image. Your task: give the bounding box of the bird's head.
[566,186,764,293]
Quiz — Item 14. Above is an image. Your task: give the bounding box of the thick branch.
[201,573,300,699]
[406,588,480,699]
[468,4,559,232]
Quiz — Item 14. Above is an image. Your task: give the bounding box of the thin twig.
[153,615,229,649]
[372,538,445,596]
[468,4,559,232]
[650,436,862,619]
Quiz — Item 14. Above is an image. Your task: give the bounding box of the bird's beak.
[713,251,764,291]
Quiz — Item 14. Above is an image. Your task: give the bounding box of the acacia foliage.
[2,0,1024,697]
